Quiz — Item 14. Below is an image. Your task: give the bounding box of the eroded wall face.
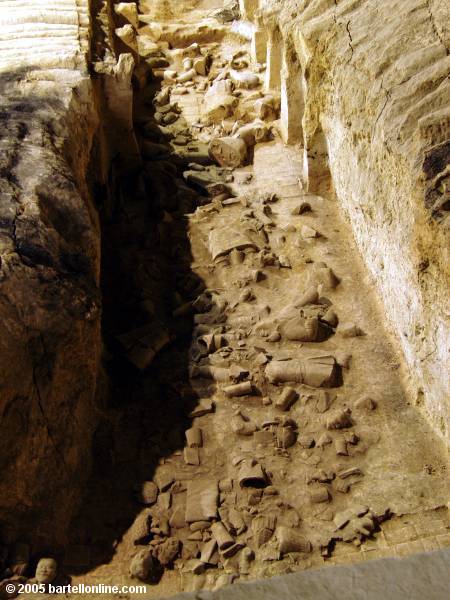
[0,0,133,547]
[257,0,450,443]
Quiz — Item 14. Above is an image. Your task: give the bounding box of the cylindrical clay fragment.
[238,460,267,488]
[276,527,312,554]
[223,381,253,397]
[266,356,340,388]
[275,387,298,411]
[210,522,234,550]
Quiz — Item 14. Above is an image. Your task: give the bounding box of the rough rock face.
[256,0,450,443]
[0,1,104,548]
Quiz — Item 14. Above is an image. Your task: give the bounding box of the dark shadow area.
[64,69,218,577]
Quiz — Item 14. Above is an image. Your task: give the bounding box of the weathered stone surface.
[0,0,108,550]
[168,549,450,599]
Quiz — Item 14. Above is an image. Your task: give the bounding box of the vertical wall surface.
[0,0,108,548]
[255,0,450,444]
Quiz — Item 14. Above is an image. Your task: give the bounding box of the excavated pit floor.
[42,11,449,600]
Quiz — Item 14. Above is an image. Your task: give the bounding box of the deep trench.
[13,15,446,596]
[65,72,216,576]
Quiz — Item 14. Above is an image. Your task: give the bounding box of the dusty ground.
[23,4,449,600]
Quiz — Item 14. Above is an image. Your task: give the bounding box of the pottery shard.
[130,549,156,581]
[184,447,200,465]
[230,69,260,89]
[276,527,312,554]
[154,538,180,566]
[209,136,248,168]
[309,488,330,503]
[130,509,152,544]
[238,459,267,488]
[200,539,217,563]
[275,387,298,411]
[211,522,234,550]
[296,286,319,307]
[266,356,340,388]
[222,542,244,558]
[177,68,196,83]
[326,409,353,430]
[208,227,259,260]
[115,2,139,28]
[355,395,377,410]
[235,120,270,146]
[140,481,158,505]
[307,263,340,290]
[186,427,203,448]
[203,93,238,124]
[223,381,253,397]
[169,506,186,529]
[185,480,219,523]
[228,508,247,535]
[194,56,208,75]
[232,417,257,435]
[280,316,320,342]
[277,426,297,449]
[189,398,215,417]
[252,514,276,547]
[340,323,365,337]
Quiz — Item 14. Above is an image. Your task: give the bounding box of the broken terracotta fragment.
[266,356,340,387]
[185,480,218,523]
[276,527,312,554]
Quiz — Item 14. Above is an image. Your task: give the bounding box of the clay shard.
[322,308,339,328]
[326,409,353,430]
[192,365,230,381]
[116,322,171,370]
[211,521,234,550]
[140,481,158,505]
[129,549,156,581]
[130,509,152,544]
[309,488,330,503]
[208,227,260,260]
[221,542,244,558]
[276,426,297,449]
[223,381,253,397]
[238,459,267,488]
[230,69,260,89]
[232,416,257,435]
[275,387,298,411]
[296,286,319,307]
[266,356,340,387]
[186,427,203,448]
[340,323,365,338]
[307,264,340,290]
[154,538,180,566]
[185,480,219,523]
[184,447,200,465]
[209,136,248,168]
[189,398,215,417]
[200,539,217,564]
[252,514,276,547]
[355,395,377,410]
[276,527,312,554]
[228,508,247,535]
[280,316,320,342]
